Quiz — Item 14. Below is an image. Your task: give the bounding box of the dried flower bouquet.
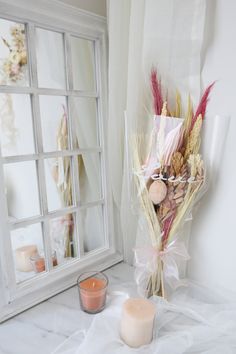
[133,69,214,298]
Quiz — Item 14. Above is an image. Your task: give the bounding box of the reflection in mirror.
[4,161,40,220]
[80,205,104,253]
[71,37,96,91]
[49,213,76,263]
[72,97,98,149]
[79,153,102,204]
[0,94,34,156]
[35,28,66,89]
[44,157,73,212]
[39,95,68,152]
[0,18,28,86]
[11,223,45,283]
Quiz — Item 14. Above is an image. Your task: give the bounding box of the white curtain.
[108,0,206,264]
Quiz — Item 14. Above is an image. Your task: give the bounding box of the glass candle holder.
[30,251,58,273]
[77,271,108,314]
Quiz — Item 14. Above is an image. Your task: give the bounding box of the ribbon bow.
[134,238,190,295]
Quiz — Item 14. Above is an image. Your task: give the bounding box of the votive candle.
[30,251,58,273]
[120,298,156,348]
[15,245,38,272]
[77,271,108,314]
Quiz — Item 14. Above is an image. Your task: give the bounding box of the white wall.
[57,0,106,17]
[188,0,236,292]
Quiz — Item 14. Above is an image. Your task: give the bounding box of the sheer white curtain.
[107,0,206,264]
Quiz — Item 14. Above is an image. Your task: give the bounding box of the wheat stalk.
[132,135,162,247]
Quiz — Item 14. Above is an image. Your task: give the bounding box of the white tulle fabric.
[52,282,236,354]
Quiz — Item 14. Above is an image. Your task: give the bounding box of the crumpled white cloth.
[52,282,236,354]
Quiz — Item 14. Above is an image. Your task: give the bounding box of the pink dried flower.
[191,82,215,129]
[151,68,163,115]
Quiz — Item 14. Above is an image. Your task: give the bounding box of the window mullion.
[64,33,73,91]
[65,30,85,257]
[34,100,53,271]
[0,86,98,98]
[95,37,110,249]
[28,23,53,271]
[2,148,102,164]
[67,97,83,258]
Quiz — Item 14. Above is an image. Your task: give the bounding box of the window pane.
[11,223,45,283]
[35,28,66,89]
[72,97,99,148]
[49,213,76,265]
[71,37,96,91]
[78,153,102,204]
[4,161,40,220]
[79,205,105,253]
[0,19,29,86]
[39,95,69,152]
[44,157,73,212]
[0,94,34,156]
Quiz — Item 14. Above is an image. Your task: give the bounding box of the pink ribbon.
[134,238,190,294]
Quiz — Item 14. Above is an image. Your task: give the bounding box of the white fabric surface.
[52,282,236,354]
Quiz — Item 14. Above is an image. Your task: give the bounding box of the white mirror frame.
[0,0,123,322]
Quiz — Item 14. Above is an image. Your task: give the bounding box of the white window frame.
[0,0,123,322]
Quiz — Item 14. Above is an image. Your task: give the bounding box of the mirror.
[79,153,102,204]
[0,93,35,156]
[0,18,28,86]
[71,37,96,91]
[4,161,40,220]
[49,213,76,263]
[39,95,69,152]
[11,223,45,283]
[44,157,73,212]
[72,97,99,148]
[79,205,105,253]
[35,28,66,89]
[0,17,107,295]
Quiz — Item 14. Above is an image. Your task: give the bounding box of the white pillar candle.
[120,298,156,348]
[15,245,38,272]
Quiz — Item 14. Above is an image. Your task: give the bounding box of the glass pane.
[39,95,69,152]
[79,205,105,253]
[0,94,34,156]
[4,161,40,220]
[49,213,76,265]
[35,28,66,89]
[72,97,98,148]
[71,37,96,91]
[78,153,102,204]
[11,223,45,283]
[44,157,73,212]
[0,19,28,86]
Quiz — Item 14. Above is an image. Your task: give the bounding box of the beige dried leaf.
[174,190,185,199]
[159,205,170,219]
[183,95,193,141]
[161,101,168,116]
[175,90,182,118]
[184,115,202,160]
[170,152,184,175]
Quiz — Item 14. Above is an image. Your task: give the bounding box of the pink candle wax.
[78,272,108,314]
